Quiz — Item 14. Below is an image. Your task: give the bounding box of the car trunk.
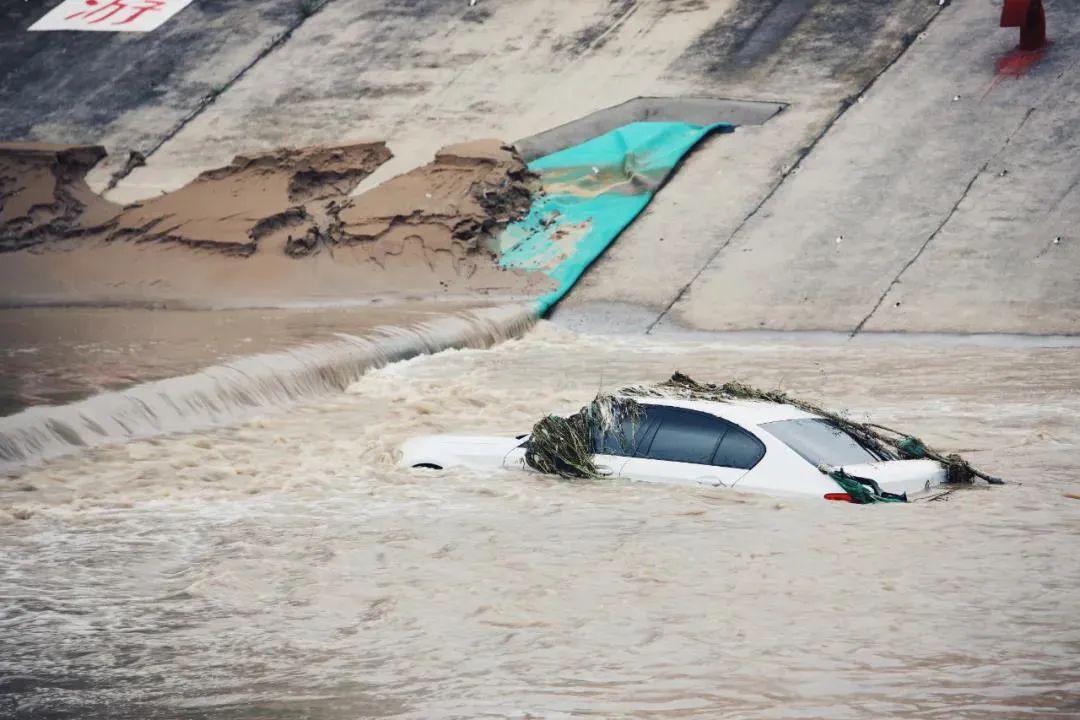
[833,459,947,496]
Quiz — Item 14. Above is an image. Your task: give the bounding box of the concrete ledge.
[514,96,786,161]
[550,300,1080,348]
[547,300,662,335]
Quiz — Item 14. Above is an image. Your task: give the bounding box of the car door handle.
[696,477,727,488]
[595,464,615,477]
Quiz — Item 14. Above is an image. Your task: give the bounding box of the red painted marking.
[64,0,165,25]
[995,42,1051,78]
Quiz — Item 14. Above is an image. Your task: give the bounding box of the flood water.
[2,322,1079,718]
[0,304,490,416]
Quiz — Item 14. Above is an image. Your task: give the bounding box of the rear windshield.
[762,418,878,467]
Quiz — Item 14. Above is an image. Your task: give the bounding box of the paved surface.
[655,0,1080,335]
[100,0,945,327]
[550,0,940,328]
[103,0,765,200]
[0,0,304,181]
[1,0,1076,335]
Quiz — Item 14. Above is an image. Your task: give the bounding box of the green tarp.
[498,121,732,314]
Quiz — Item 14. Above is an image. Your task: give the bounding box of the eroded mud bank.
[0,139,546,306]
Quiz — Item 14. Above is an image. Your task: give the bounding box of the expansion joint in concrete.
[105,0,340,191]
[644,6,945,335]
[849,106,1038,338]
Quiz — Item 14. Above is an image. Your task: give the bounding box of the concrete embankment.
[552,1,1080,337]
[637,0,1080,337]
[3,0,1077,334]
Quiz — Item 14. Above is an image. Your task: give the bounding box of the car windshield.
[762,418,879,467]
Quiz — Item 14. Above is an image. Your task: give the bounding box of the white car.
[399,397,948,502]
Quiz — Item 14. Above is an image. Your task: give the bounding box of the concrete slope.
[103,0,943,328]
[542,0,942,330]
[0,0,310,181]
[656,0,1080,335]
[861,34,1080,334]
[108,0,746,201]
[99,0,936,204]
[7,0,1073,335]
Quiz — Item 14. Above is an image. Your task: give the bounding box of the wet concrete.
[555,0,943,328]
[0,0,307,180]
[101,0,759,201]
[732,0,815,68]
[658,0,1080,335]
[4,1,1076,335]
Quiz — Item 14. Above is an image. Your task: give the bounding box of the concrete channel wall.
[2,0,1076,335]
[643,0,1080,337]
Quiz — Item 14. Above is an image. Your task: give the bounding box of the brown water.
[2,323,1079,718]
[0,304,493,416]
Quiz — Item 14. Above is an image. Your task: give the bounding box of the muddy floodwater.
[2,323,1079,718]
[0,303,492,416]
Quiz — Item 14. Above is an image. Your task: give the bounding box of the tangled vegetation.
[525,394,642,479]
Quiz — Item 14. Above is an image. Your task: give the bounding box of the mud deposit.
[0,143,118,252]
[337,141,536,272]
[0,140,544,307]
[110,142,393,258]
[2,326,1078,718]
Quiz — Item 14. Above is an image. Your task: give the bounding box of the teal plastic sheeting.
[498,121,732,314]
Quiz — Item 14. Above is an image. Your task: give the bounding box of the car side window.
[712,424,765,469]
[592,411,652,457]
[638,407,728,465]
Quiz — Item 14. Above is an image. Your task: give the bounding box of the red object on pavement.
[1000,0,1047,51]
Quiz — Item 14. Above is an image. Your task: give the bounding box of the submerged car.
[399,397,948,502]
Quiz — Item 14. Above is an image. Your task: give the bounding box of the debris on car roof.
[524,372,1003,502]
[526,393,642,479]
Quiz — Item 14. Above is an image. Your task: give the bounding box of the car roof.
[630,396,820,426]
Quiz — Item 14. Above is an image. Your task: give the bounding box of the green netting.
[498,121,732,315]
[827,469,908,504]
